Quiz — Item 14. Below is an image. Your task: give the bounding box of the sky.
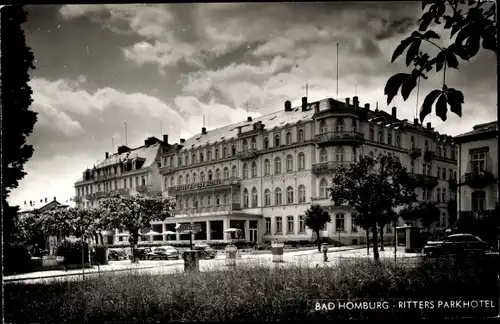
[10,3,497,208]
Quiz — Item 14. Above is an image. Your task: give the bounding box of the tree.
[378,209,399,251]
[15,211,47,253]
[352,212,372,254]
[398,202,421,226]
[330,155,416,260]
[100,194,175,263]
[385,0,496,122]
[1,6,38,244]
[419,202,441,231]
[304,204,331,252]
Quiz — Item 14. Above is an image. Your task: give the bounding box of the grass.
[4,255,499,322]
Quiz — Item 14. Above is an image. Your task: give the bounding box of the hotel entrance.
[249,220,258,242]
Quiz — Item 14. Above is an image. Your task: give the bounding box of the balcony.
[312,161,351,174]
[448,179,457,191]
[159,165,175,174]
[136,185,152,193]
[464,171,496,189]
[315,131,364,146]
[237,148,260,160]
[168,177,241,193]
[409,148,422,159]
[94,191,109,199]
[410,174,439,188]
[423,150,435,162]
[73,196,83,203]
[174,203,242,216]
[109,188,130,196]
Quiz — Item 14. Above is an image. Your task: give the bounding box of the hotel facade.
[455,121,498,221]
[153,96,458,245]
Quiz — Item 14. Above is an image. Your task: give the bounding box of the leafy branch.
[385,0,496,122]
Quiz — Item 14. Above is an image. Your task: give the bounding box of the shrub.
[56,240,89,265]
[3,243,33,275]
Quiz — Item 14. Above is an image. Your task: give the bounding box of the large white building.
[455,121,498,220]
[154,96,458,244]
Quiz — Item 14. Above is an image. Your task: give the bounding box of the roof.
[18,200,63,214]
[455,121,498,139]
[96,142,161,169]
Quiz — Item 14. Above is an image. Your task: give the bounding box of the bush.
[91,246,108,265]
[56,240,89,265]
[4,255,499,322]
[3,243,33,275]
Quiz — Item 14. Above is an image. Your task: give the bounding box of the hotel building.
[156,96,458,244]
[455,121,498,220]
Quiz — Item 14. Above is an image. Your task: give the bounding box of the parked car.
[108,249,127,261]
[423,233,491,257]
[193,244,217,259]
[146,246,180,260]
[128,247,152,260]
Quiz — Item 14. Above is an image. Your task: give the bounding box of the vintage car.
[423,233,491,257]
[128,247,152,260]
[193,244,217,259]
[108,249,128,261]
[146,246,180,260]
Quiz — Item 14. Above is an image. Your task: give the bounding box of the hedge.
[3,243,33,275]
[56,240,89,265]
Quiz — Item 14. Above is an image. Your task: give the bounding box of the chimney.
[24,201,26,205]
[29,200,32,206]
[413,118,419,125]
[247,116,253,122]
[40,199,43,203]
[180,138,185,144]
[353,96,359,109]
[202,127,207,135]
[53,196,56,202]
[163,134,169,144]
[391,107,397,118]
[284,100,292,112]
[364,103,370,110]
[427,122,432,129]
[105,152,109,159]
[345,97,350,107]
[301,97,308,111]
[45,197,47,203]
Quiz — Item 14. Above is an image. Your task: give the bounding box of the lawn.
[4,255,499,322]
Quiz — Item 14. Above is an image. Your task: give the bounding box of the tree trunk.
[131,231,139,263]
[371,224,380,261]
[366,228,370,255]
[379,225,385,251]
[317,230,321,252]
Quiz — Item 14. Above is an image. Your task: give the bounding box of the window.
[264,159,270,175]
[178,198,183,209]
[251,137,257,150]
[369,126,375,141]
[207,195,212,206]
[264,189,271,206]
[286,155,293,172]
[200,171,205,182]
[207,150,212,161]
[378,130,384,143]
[335,118,344,132]
[200,152,204,162]
[178,156,182,167]
[437,188,441,203]
[387,132,392,146]
[200,196,205,207]
[264,137,269,149]
[124,179,127,189]
[215,149,219,159]
[437,167,441,178]
[320,148,328,163]
[185,198,189,209]
[215,168,221,180]
[274,134,281,147]
[215,195,220,206]
[335,213,345,232]
[335,147,344,162]
[178,175,183,185]
[192,153,196,164]
[224,194,229,205]
[185,155,188,166]
[222,147,227,158]
[243,163,249,178]
[353,147,358,162]
[319,178,329,198]
[320,120,328,134]
[286,132,292,145]
[243,188,249,208]
[208,170,213,180]
[351,213,358,232]
[276,217,283,233]
[451,148,455,160]
[411,136,415,149]
[410,160,415,174]
[471,151,487,173]
[243,139,248,151]
[422,188,431,201]
[424,140,429,152]
[287,216,294,234]
[287,186,294,204]
[472,191,485,214]
[251,162,257,177]
[231,145,236,156]
[442,189,446,202]
[232,166,237,178]
[298,153,305,170]
[299,215,306,233]
[275,188,282,205]
[297,129,304,142]
[129,178,133,188]
[396,134,401,148]
[193,173,197,183]
[298,185,306,203]
[436,146,441,157]
[185,174,190,184]
[251,187,258,207]
[275,157,282,174]
[442,168,446,180]
[352,119,357,132]
[223,167,229,179]
[443,148,447,159]
[265,218,271,234]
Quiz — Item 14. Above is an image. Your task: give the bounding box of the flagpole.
[336,42,339,100]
